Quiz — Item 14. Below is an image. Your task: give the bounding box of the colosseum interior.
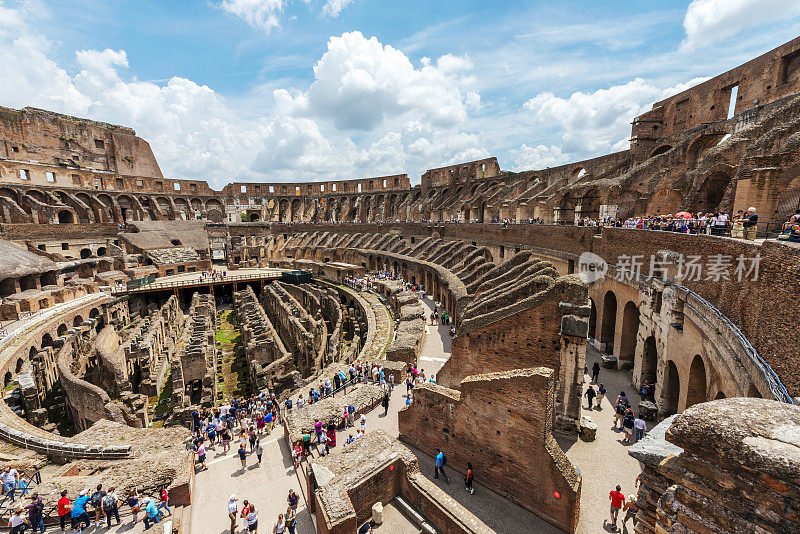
[0,33,798,534]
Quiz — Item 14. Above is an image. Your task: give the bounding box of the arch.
[291,199,302,222]
[3,371,11,387]
[714,391,726,400]
[73,315,84,327]
[80,248,91,259]
[601,291,617,353]
[96,246,107,256]
[57,210,74,224]
[57,324,68,337]
[664,360,680,416]
[686,355,707,408]
[588,298,597,339]
[570,167,587,182]
[89,308,100,319]
[577,188,601,219]
[0,187,19,204]
[41,333,53,348]
[619,301,639,367]
[249,213,260,222]
[641,335,657,384]
[649,145,672,158]
[554,192,575,223]
[694,169,734,213]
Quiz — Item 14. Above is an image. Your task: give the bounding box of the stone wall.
[629,398,800,534]
[172,292,216,408]
[398,368,581,533]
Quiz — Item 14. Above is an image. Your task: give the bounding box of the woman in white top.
[274,512,285,534]
[246,506,258,533]
[8,508,28,534]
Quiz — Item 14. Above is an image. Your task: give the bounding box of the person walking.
[465,462,474,495]
[245,504,258,534]
[228,495,239,534]
[623,408,636,443]
[285,507,297,534]
[585,385,596,410]
[609,485,626,530]
[622,493,640,529]
[90,484,106,528]
[102,487,121,527]
[634,416,647,443]
[70,489,91,532]
[434,448,449,483]
[381,392,390,416]
[591,362,600,384]
[24,492,44,533]
[287,489,299,512]
[596,383,607,410]
[255,440,264,467]
[1,466,19,502]
[57,490,71,531]
[157,486,171,517]
[274,512,286,534]
[127,489,140,525]
[140,497,161,530]
[8,507,28,534]
[238,443,248,471]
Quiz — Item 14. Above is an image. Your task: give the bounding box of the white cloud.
[304,31,472,131]
[219,0,285,33]
[511,144,568,171]
[682,0,800,50]
[321,0,353,18]
[521,77,710,159]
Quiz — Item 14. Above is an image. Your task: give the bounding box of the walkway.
[416,295,451,380]
[561,344,651,534]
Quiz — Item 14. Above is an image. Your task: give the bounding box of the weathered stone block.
[601,354,618,369]
[638,400,658,421]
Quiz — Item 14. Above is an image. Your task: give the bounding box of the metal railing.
[112,271,282,295]
[0,469,41,512]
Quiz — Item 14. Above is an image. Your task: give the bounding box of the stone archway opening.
[686,355,707,408]
[619,301,639,369]
[664,360,680,415]
[641,335,658,384]
[601,291,617,354]
[588,298,597,339]
[57,210,74,224]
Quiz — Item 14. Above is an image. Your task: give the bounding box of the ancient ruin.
[0,34,799,534]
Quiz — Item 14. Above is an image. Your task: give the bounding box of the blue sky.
[2,0,800,187]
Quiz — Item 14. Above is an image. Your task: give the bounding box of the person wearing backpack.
[623,408,636,443]
[102,487,121,527]
[90,484,106,528]
[24,492,44,533]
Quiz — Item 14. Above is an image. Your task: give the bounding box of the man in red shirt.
[609,485,626,529]
[57,490,71,531]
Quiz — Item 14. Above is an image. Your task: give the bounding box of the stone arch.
[249,213,260,222]
[646,188,683,216]
[291,199,302,222]
[619,301,639,367]
[173,198,190,220]
[577,188,601,219]
[686,132,728,170]
[601,291,617,353]
[641,335,658,385]
[0,187,19,204]
[97,246,107,256]
[555,192,575,223]
[57,324,68,337]
[80,248,91,259]
[73,315,84,327]
[714,391,726,400]
[649,144,672,158]
[693,168,735,213]
[57,210,74,224]
[117,194,136,222]
[664,360,680,415]
[569,167,587,183]
[3,371,11,387]
[41,333,53,348]
[686,354,708,408]
[588,298,597,339]
[206,199,224,222]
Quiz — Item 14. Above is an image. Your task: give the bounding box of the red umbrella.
[675,211,692,219]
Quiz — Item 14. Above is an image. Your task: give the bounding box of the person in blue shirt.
[70,489,91,531]
[140,497,161,530]
[434,448,449,483]
[265,412,274,433]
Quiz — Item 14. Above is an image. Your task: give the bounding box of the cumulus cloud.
[219,0,286,33]
[682,0,800,50]
[304,31,471,130]
[521,77,709,159]
[511,144,568,171]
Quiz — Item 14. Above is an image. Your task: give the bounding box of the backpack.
[285,399,292,409]
[441,453,447,466]
[91,491,105,508]
[32,499,44,515]
[102,494,116,509]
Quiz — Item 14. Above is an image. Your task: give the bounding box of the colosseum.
[0,33,798,534]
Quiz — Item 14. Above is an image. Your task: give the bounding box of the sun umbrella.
[675,211,692,219]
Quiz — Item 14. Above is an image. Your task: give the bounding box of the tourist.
[238,443,248,471]
[360,413,367,433]
[222,424,232,453]
[140,497,161,530]
[70,489,91,532]
[157,485,171,517]
[287,489,299,511]
[8,507,28,534]
[245,503,258,533]
[622,493,640,528]
[274,512,286,534]
[465,462,474,495]
[358,519,375,533]
[609,485,626,530]
[102,487,121,527]
[597,383,607,410]
[2,466,19,502]
[614,392,629,430]
[434,448,449,483]
[195,440,208,471]
[302,431,311,457]
[285,507,297,534]
[292,443,303,468]
[381,391,390,416]
[622,407,636,443]
[57,490,71,531]
[591,361,600,383]
[585,384,596,410]
[314,419,323,444]
[90,484,106,528]
[24,492,44,533]
[228,495,239,534]
[318,430,329,456]
[743,207,758,240]
[345,433,355,445]
[255,440,264,467]
[127,489,140,524]
[634,415,647,442]
[265,410,274,433]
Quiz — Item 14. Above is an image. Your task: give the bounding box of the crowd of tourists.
[227,489,300,534]
[2,474,172,533]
